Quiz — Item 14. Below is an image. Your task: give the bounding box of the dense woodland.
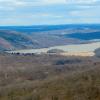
[0,53,100,100]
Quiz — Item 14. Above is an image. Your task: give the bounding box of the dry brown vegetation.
[0,53,100,100]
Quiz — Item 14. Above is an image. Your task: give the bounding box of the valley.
[0,24,100,100]
[0,0,100,98]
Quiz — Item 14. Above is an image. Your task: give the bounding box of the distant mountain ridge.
[0,24,100,33]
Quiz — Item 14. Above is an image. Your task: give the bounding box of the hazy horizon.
[0,23,100,27]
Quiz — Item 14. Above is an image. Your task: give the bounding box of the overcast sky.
[0,0,100,25]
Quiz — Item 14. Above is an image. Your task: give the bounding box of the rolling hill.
[0,24,100,51]
[0,30,81,51]
[0,30,39,51]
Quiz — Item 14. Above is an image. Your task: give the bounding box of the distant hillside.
[0,24,100,51]
[0,30,39,50]
[0,30,82,51]
[65,31,100,40]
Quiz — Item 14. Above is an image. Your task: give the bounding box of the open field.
[60,52,95,57]
[7,42,100,56]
